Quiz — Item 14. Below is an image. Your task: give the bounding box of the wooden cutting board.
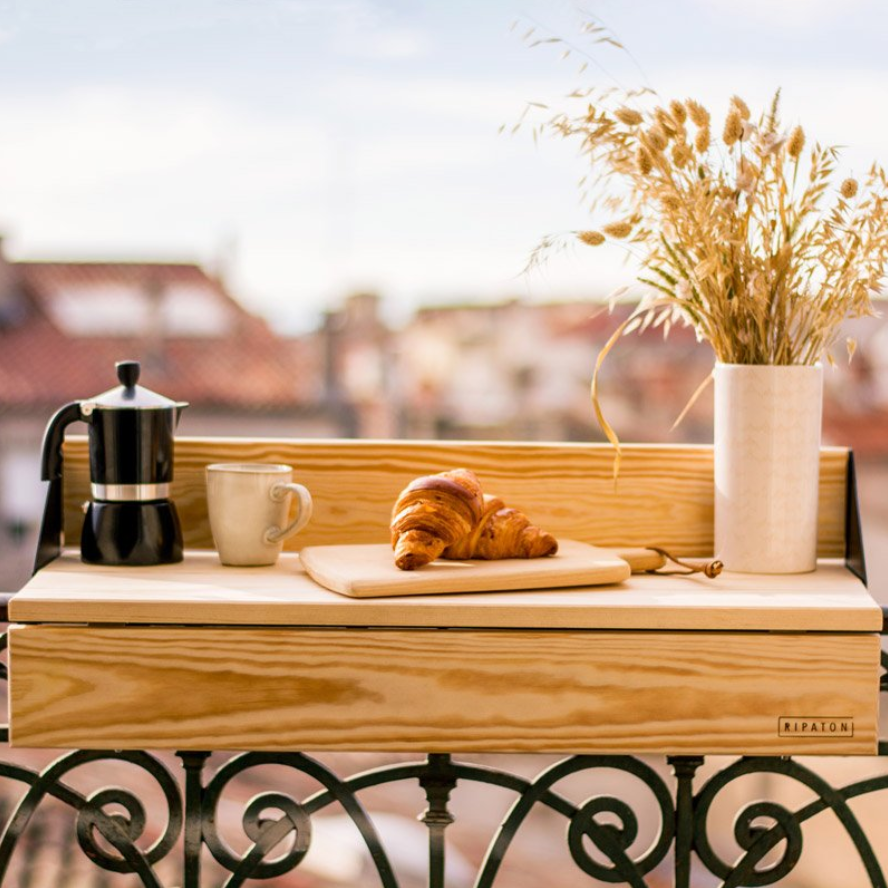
[299,539,637,598]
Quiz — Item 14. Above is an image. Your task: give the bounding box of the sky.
[1,0,888,331]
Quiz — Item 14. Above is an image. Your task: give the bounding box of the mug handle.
[264,482,314,544]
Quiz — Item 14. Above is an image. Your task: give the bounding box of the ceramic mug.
[206,463,313,566]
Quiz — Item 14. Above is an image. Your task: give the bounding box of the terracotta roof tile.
[0,260,321,411]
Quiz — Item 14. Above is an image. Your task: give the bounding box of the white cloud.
[11,53,884,329]
[0,85,330,241]
[334,25,427,60]
[690,0,874,28]
[330,73,570,123]
[269,0,428,60]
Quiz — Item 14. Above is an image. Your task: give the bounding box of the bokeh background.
[0,2,887,886]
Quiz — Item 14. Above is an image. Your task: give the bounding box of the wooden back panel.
[61,438,850,557]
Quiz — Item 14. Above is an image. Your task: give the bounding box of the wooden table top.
[9,550,881,632]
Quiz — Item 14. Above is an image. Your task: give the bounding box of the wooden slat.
[9,624,879,754]
[60,438,850,558]
[10,551,882,631]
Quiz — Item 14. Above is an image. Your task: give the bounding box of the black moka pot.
[35,360,188,570]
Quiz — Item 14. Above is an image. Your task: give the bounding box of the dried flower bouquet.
[551,91,888,361]
[531,86,888,460]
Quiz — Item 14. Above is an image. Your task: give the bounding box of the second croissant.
[390,469,558,570]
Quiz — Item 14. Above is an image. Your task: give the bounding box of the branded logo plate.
[778,717,854,737]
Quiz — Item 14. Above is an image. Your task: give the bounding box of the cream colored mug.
[206,463,313,566]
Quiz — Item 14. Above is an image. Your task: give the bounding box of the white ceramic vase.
[714,363,823,573]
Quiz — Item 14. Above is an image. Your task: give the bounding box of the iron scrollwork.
[0,749,181,887]
[692,756,888,888]
[0,750,882,887]
[199,751,398,888]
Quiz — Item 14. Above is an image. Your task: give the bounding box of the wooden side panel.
[61,438,849,558]
[10,625,878,755]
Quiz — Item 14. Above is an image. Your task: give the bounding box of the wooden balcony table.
[4,438,887,888]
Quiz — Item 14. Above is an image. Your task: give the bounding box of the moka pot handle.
[40,401,87,481]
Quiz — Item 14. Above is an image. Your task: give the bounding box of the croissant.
[391,470,558,570]
[443,494,558,561]
[390,469,485,570]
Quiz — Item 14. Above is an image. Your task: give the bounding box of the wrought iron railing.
[0,611,884,888]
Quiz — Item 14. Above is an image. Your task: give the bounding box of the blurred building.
[0,243,335,589]
[317,292,888,454]
[320,294,720,443]
[318,292,395,439]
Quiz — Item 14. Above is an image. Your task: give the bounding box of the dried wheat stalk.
[549,90,888,364]
[530,85,888,468]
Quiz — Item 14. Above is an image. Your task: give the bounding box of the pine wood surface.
[9,624,879,754]
[10,550,881,631]
[298,540,632,597]
[59,438,850,558]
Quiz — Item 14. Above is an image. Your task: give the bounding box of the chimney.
[143,276,167,372]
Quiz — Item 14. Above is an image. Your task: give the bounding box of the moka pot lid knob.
[84,360,189,412]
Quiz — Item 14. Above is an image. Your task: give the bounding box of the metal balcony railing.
[0,611,883,888]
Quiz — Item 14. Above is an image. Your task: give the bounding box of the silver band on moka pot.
[91,482,172,502]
